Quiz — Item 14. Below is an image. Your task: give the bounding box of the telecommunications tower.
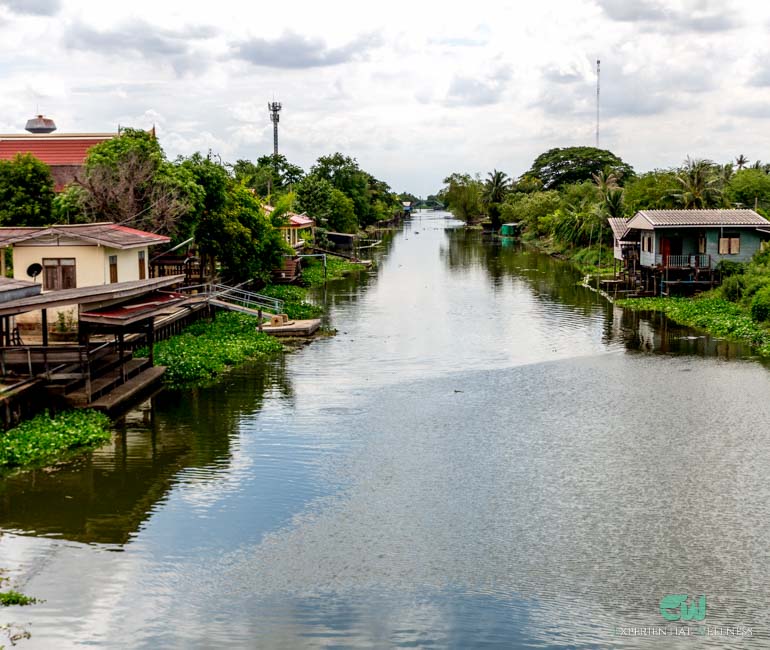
[268,101,282,155]
[595,59,601,148]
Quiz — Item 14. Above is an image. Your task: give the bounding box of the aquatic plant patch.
[140,312,284,386]
[617,296,770,353]
[0,590,38,607]
[260,284,324,320]
[301,256,363,286]
[0,409,112,469]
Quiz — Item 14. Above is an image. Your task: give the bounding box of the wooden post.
[41,309,48,347]
[4,317,9,346]
[118,332,125,383]
[147,320,155,366]
[258,309,263,332]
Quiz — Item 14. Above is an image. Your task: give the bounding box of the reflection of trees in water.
[0,358,291,546]
[439,227,601,315]
[440,227,760,360]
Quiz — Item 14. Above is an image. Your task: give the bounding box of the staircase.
[203,284,285,318]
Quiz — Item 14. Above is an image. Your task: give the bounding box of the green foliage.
[142,312,283,386]
[440,173,483,222]
[725,168,770,214]
[0,153,55,226]
[176,152,231,240]
[259,284,324,319]
[617,296,770,352]
[232,154,304,200]
[51,185,89,223]
[195,184,289,281]
[673,158,724,208]
[301,256,362,286]
[327,189,357,233]
[523,146,634,190]
[0,590,38,606]
[721,274,745,302]
[751,286,770,322]
[500,191,561,237]
[78,128,202,235]
[623,170,681,214]
[716,260,745,277]
[0,410,112,469]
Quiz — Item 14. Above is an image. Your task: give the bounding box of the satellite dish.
[26,263,42,279]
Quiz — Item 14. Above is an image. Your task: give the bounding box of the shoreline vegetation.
[0,410,111,470]
[140,255,366,387]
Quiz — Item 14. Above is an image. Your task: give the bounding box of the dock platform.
[261,319,321,337]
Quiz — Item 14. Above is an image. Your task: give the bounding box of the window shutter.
[719,238,729,254]
[730,237,740,254]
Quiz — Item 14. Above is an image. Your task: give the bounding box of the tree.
[725,169,770,214]
[673,158,723,209]
[592,170,624,218]
[623,170,681,214]
[76,128,201,235]
[441,173,483,222]
[0,153,55,226]
[294,175,358,232]
[736,154,749,171]
[233,154,304,199]
[177,152,231,241]
[194,184,288,281]
[482,169,511,229]
[523,146,634,190]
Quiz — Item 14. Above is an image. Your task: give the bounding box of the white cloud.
[0,0,768,194]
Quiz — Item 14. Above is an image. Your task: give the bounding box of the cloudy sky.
[0,0,768,195]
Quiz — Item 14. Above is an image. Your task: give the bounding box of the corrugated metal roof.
[0,223,170,249]
[0,134,114,165]
[634,209,769,227]
[608,217,630,240]
[264,205,315,227]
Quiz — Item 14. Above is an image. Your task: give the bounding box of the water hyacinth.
[140,312,283,386]
[0,409,112,469]
[617,296,770,353]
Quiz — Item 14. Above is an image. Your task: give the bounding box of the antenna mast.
[596,59,601,148]
[268,101,282,155]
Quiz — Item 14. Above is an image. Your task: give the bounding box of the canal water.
[2,212,770,648]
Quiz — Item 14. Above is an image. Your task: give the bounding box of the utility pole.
[596,59,601,148]
[268,101,282,155]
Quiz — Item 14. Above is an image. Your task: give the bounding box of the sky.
[0,0,769,196]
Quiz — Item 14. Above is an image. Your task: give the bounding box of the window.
[698,233,706,254]
[718,233,740,255]
[43,258,76,290]
[109,255,118,283]
[138,250,146,280]
[642,235,652,253]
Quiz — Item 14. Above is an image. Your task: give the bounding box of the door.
[660,237,670,265]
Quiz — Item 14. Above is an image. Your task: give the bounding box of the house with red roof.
[0,115,119,191]
[263,204,315,249]
[0,222,170,330]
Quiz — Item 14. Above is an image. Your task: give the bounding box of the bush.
[721,275,745,302]
[751,286,770,322]
[260,284,324,320]
[717,260,746,277]
[0,590,38,606]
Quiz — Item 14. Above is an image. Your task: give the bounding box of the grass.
[0,409,112,470]
[137,311,284,386]
[616,295,770,354]
[301,256,364,287]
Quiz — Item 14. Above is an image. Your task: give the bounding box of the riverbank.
[0,409,111,470]
[616,295,770,354]
[520,233,615,276]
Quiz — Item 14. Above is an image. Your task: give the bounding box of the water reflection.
[0,357,292,545]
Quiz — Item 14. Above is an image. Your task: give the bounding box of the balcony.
[654,254,712,269]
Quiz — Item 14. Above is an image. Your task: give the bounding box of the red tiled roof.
[264,204,315,227]
[0,135,114,165]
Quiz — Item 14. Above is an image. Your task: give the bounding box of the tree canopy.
[522,146,635,190]
[0,153,55,226]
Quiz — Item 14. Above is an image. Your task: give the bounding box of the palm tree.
[674,157,722,209]
[483,169,511,229]
[736,154,748,170]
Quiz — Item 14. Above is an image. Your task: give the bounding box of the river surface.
[2,212,770,648]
